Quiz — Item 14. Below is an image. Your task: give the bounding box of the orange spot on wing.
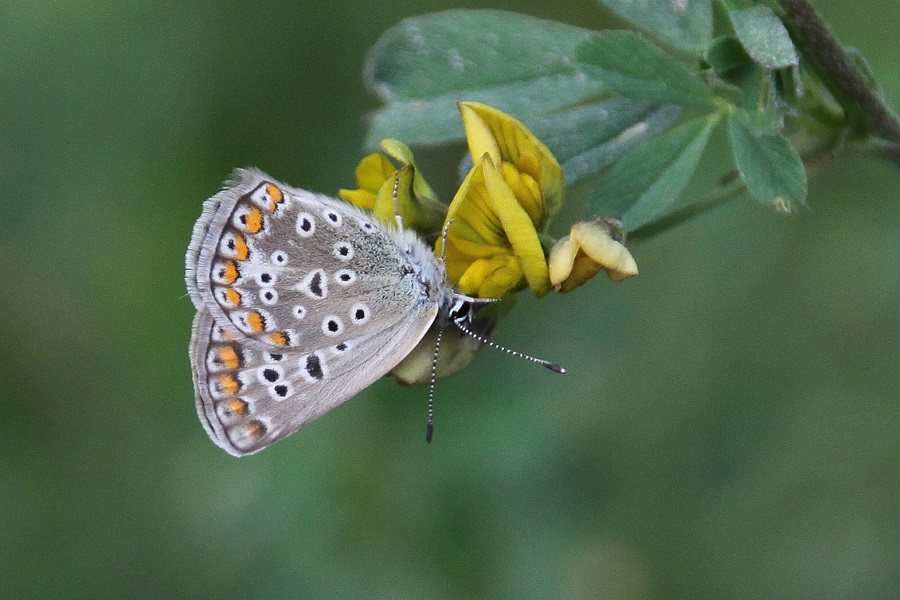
[246,420,266,439]
[224,288,241,306]
[265,184,284,211]
[232,234,249,261]
[247,311,266,333]
[217,345,241,370]
[222,261,239,284]
[223,398,248,417]
[244,206,264,233]
[218,373,239,396]
[268,332,288,346]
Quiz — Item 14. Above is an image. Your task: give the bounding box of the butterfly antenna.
[452,319,567,374]
[426,324,445,444]
[439,219,453,264]
[392,173,404,233]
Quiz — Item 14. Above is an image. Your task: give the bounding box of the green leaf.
[727,109,807,212]
[529,99,683,185]
[588,115,718,231]
[595,0,712,52]
[729,7,798,70]
[575,31,716,107]
[364,10,603,148]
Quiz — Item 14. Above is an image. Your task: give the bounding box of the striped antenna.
[425,325,443,444]
[452,318,566,374]
[425,216,565,443]
[391,173,404,233]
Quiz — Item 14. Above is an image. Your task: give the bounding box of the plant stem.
[627,134,842,244]
[774,0,900,161]
[627,178,747,244]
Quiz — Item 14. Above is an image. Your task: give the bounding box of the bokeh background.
[2,0,897,598]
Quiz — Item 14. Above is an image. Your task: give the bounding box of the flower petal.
[548,234,578,286]
[549,220,639,291]
[439,157,549,297]
[458,256,508,294]
[459,103,503,166]
[571,221,639,281]
[369,165,446,234]
[482,159,550,296]
[500,161,543,226]
[356,153,395,192]
[446,234,508,260]
[380,138,441,206]
[477,258,524,298]
[338,187,377,211]
[437,104,568,298]
[339,153,395,210]
[558,251,604,293]
[458,102,564,220]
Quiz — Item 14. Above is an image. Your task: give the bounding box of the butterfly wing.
[190,302,438,455]
[186,168,426,352]
[186,169,449,455]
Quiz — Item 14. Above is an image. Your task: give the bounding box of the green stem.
[628,135,841,244]
[627,178,746,244]
[774,0,900,161]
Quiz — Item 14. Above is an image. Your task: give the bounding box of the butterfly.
[186,169,561,456]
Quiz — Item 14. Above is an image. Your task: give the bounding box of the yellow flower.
[459,102,563,224]
[339,139,446,235]
[437,102,564,298]
[338,152,394,211]
[548,219,639,292]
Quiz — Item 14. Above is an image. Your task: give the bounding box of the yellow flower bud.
[339,139,446,236]
[549,219,638,292]
[338,152,394,210]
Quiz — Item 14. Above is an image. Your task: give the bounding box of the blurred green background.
[2,0,897,598]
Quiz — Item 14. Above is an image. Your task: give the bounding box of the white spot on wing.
[322,208,342,227]
[350,303,371,326]
[298,269,327,299]
[334,269,356,286]
[296,212,315,237]
[321,315,344,337]
[259,288,278,305]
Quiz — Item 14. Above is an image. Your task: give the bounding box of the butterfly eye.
[448,300,471,322]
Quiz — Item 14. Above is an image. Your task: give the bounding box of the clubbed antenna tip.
[452,319,567,375]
